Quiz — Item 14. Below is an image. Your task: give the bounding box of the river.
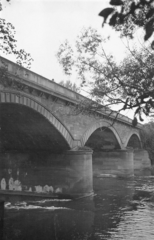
[1,171,154,240]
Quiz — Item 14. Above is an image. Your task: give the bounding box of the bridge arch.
[124,132,142,149]
[81,120,123,149]
[0,91,74,149]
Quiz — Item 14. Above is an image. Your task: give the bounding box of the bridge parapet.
[0,56,84,102]
[0,56,141,128]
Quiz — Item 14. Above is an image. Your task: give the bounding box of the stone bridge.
[0,57,151,199]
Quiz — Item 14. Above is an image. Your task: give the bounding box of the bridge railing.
[0,56,141,128]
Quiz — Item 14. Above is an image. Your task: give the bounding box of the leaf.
[118,13,124,24]
[140,0,147,5]
[144,18,154,41]
[151,40,154,49]
[109,12,118,26]
[132,117,138,127]
[146,8,154,19]
[110,0,123,6]
[130,2,136,14]
[99,8,114,24]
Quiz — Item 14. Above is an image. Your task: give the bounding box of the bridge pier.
[0,148,152,198]
[134,149,151,172]
[93,149,134,178]
[64,148,93,197]
[0,149,93,199]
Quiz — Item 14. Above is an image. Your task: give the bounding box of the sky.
[1,0,127,81]
[1,0,139,119]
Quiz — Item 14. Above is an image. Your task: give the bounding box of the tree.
[141,121,154,164]
[57,27,154,125]
[99,0,154,48]
[0,0,33,68]
[59,80,80,93]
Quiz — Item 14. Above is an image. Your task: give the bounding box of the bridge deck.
[0,56,141,128]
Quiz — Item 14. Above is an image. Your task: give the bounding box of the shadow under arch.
[81,120,123,149]
[125,132,142,149]
[0,90,74,149]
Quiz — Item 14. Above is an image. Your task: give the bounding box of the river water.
[1,172,154,240]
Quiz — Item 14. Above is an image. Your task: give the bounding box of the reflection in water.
[93,176,154,240]
[3,198,94,240]
[0,201,4,239]
[1,174,154,239]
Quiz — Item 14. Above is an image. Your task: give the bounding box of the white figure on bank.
[9,177,14,190]
[1,178,6,190]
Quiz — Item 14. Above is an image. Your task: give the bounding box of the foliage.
[0,0,33,68]
[57,27,154,125]
[141,121,154,164]
[99,0,154,48]
[59,80,80,93]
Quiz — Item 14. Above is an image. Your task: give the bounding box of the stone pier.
[134,149,151,171]
[93,149,134,177]
[0,148,93,199]
[65,148,93,197]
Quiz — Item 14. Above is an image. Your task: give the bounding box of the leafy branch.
[0,0,33,68]
[57,27,154,126]
[99,0,154,48]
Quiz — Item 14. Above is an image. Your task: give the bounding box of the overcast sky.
[1,0,127,82]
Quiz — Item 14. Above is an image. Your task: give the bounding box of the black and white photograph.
[0,0,154,239]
